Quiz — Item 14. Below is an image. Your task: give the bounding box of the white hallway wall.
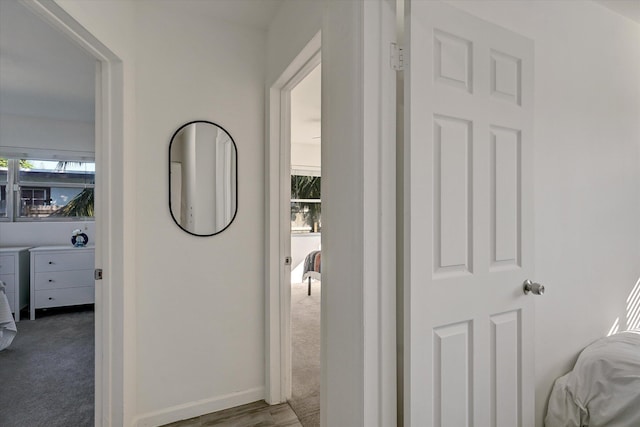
[57,0,325,425]
[447,1,640,425]
[132,1,266,423]
[266,0,323,88]
[49,0,640,426]
[61,0,267,423]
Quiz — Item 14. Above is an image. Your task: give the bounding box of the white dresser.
[29,245,95,320]
[0,247,30,322]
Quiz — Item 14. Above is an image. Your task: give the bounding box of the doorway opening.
[288,63,321,426]
[0,1,97,425]
[0,0,126,425]
[265,29,321,423]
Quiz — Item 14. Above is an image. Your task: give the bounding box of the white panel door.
[404,2,535,426]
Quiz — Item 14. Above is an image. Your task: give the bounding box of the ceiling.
[291,65,321,146]
[0,0,285,125]
[163,0,284,31]
[594,0,640,23]
[0,0,96,123]
[1,0,634,130]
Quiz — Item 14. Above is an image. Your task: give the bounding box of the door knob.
[523,280,544,295]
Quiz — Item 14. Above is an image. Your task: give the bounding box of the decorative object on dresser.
[71,228,89,247]
[0,247,30,322]
[29,246,95,320]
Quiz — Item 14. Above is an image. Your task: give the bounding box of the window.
[20,187,50,216]
[0,162,7,218]
[291,175,321,233]
[0,158,95,221]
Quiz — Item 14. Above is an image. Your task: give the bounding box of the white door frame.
[265,32,321,405]
[20,1,127,425]
[267,2,397,426]
[321,1,397,425]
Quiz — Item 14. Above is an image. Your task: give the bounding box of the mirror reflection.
[169,121,237,236]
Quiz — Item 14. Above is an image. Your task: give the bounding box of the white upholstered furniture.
[546,330,640,427]
[0,247,30,322]
[29,245,95,320]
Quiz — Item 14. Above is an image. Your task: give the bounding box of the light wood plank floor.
[161,401,302,427]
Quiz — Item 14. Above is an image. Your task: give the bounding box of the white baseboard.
[134,386,265,427]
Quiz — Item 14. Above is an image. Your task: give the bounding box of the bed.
[0,281,17,351]
[302,250,321,295]
[545,330,640,427]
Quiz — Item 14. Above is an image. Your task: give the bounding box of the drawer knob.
[48,279,53,282]
[48,261,54,264]
[48,297,54,300]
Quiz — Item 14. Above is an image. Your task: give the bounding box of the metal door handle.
[523,280,544,295]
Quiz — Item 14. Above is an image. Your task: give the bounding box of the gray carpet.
[0,305,94,427]
[289,280,320,427]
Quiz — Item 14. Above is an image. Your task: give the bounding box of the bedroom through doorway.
[288,63,321,427]
[0,1,100,425]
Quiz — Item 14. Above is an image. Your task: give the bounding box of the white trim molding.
[265,31,321,405]
[322,0,397,426]
[133,387,265,427]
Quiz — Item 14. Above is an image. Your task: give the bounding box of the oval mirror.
[169,121,238,236]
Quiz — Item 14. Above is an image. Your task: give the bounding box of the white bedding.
[0,281,17,351]
[545,330,640,427]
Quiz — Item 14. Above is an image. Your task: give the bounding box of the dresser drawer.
[5,291,15,313]
[35,287,94,309]
[0,274,16,293]
[0,255,15,274]
[34,251,94,273]
[34,269,94,290]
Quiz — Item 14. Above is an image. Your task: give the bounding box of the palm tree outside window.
[291,175,321,233]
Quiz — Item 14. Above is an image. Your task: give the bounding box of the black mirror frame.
[168,120,238,237]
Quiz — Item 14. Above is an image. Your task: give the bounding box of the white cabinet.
[0,247,30,322]
[29,246,95,320]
